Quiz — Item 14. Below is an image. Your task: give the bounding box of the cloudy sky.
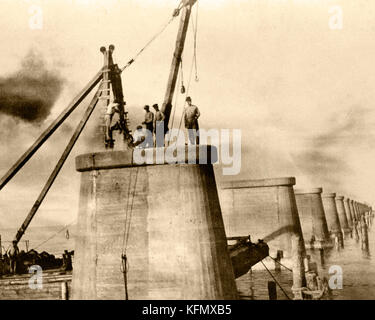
[0,0,375,232]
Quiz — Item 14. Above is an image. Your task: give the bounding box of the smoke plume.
[0,50,64,123]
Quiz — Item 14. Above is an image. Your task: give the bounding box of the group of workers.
[132,96,201,148]
[135,103,165,148]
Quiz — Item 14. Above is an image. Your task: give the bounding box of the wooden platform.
[0,270,72,300]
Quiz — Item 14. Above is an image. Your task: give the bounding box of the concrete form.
[71,146,238,300]
[294,188,332,249]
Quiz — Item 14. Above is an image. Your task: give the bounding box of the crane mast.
[161,0,197,137]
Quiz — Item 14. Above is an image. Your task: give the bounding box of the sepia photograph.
[0,0,374,307]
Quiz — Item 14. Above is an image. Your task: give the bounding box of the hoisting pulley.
[180,58,185,94]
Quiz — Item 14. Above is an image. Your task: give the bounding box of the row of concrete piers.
[219,177,373,298]
[295,189,372,250]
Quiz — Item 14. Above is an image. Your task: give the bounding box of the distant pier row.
[71,146,238,300]
[294,188,332,249]
[218,177,307,295]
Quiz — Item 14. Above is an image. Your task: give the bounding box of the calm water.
[237,224,375,300]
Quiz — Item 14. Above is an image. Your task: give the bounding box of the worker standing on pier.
[184,97,200,145]
[142,105,154,148]
[8,241,19,274]
[153,104,165,147]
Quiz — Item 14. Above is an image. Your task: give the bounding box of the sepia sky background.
[1,0,375,232]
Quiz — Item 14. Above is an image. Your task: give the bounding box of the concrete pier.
[354,201,361,222]
[335,196,351,238]
[365,210,370,227]
[343,198,354,233]
[294,188,332,249]
[365,206,372,227]
[321,193,343,248]
[360,215,369,253]
[71,146,238,300]
[349,199,360,241]
[369,208,373,227]
[218,177,306,292]
[354,202,363,238]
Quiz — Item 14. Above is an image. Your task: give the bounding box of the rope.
[191,1,199,82]
[121,173,134,253]
[122,168,139,252]
[120,167,140,300]
[260,260,291,300]
[168,65,182,145]
[268,255,293,273]
[32,219,76,251]
[120,0,184,72]
[175,8,199,139]
[176,51,195,140]
[121,254,129,300]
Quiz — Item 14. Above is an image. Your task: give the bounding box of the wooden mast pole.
[0,70,103,191]
[161,0,197,137]
[13,86,102,244]
[100,46,113,148]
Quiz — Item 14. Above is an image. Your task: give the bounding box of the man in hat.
[142,105,154,148]
[132,125,146,148]
[153,104,165,147]
[184,96,200,145]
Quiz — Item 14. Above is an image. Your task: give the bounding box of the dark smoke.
[0,50,64,123]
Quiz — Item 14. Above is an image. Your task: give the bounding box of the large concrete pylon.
[343,198,353,232]
[355,202,363,238]
[349,200,357,224]
[365,204,372,227]
[335,196,351,238]
[354,201,361,221]
[294,188,332,249]
[349,199,360,240]
[218,177,306,292]
[71,146,238,300]
[322,193,343,247]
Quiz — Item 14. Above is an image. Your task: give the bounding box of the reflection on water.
[237,225,375,300]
